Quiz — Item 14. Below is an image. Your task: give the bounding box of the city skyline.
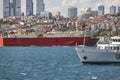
[0,0,45,18]
[0,0,120,18]
[21,0,33,16]
[43,0,120,16]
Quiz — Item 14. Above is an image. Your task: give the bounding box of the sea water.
[0,46,120,80]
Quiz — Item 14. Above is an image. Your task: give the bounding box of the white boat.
[75,36,120,63]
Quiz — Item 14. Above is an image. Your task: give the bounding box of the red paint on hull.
[0,37,99,46]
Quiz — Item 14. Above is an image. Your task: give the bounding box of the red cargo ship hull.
[0,37,98,46]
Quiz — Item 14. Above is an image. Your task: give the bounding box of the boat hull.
[0,37,98,46]
[75,47,120,63]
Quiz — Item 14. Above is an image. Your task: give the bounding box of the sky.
[1,0,120,17]
[43,0,120,16]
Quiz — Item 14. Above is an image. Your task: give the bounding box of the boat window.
[113,39,116,42]
[112,39,114,42]
[112,39,113,42]
[114,47,116,50]
[119,39,120,42]
[114,47,119,50]
[105,47,109,49]
[115,39,118,42]
[114,39,118,42]
[105,47,107,49]
[111,47,112,50]
[117,47,119,50]
[117,39,119,42]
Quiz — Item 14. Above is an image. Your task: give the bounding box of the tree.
[91,31,98,37]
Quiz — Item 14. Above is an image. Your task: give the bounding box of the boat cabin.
[97,36,120,51]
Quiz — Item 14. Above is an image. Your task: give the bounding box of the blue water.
[0,46,120,80]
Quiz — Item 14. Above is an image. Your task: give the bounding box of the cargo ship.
[0,31,99,46]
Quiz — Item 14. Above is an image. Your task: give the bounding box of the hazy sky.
[1,0,120,17]
[43,0,120,16]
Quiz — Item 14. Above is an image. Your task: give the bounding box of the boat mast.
[0,23,2,38]
[83,21,87,48]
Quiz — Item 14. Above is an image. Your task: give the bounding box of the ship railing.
[97,41,109,44]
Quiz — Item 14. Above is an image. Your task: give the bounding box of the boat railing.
[97,41,109,44]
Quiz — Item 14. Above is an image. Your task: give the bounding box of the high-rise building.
[36,0,45,14]
[118,7,120,14]
[14,0,21,16]
[10,0,21,16]
[21,0,33,16]
[10,0,14,16]
[110,5,116,14]
[98,5,104,16]
[68,6,77,18]
[0,0,10,18]
[0,0,34,18]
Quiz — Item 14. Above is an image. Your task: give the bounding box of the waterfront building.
[110,5,116,14]
[68,6,77,18]
[36,0,45,14]
[0,0,10,18]
[118,7,120,14]
[98,5,104,16]
[21,0,33,16]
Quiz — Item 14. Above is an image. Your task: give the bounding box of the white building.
[110,5,116,14]
[0,0,10,18]
[98,5,104,16]
[36,0,45,14]
[68,6,77,18]
[21,0,33,16]
[118,7,120,14]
